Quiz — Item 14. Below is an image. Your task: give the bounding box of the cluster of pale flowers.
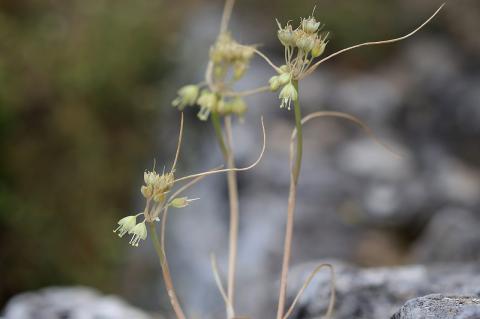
[114,169,194,246]
[172,33,256,121]
[270,14,328,110]
[173,86,248,121]
[210,32,255,81]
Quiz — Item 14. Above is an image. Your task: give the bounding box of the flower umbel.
[275,14,328,82]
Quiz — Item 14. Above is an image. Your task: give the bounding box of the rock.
[2,287,153,319]
[391,294,480,319]
[286,261,480,319]
[413,208,480,263]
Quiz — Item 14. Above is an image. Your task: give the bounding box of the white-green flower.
[312,38,327,58]
[128,221,147,247]
[114,215,137,238]
[269,75,281,91]
[172,85,199,110]
[302,17,321,34]
[278,72,292,86]
[295,34,315,53]
[197,90,218,121]
[279,82,298,110]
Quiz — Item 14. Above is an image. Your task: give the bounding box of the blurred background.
[1,0,479,318]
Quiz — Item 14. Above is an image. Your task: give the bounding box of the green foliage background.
[0,0,182,304]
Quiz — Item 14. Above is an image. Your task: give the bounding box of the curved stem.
[301,3,445,79]
[277,80,302,319]
[149,222,186,319]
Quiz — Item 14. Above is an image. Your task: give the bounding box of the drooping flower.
[172,85,199,110]
[128,221,148,247]
[114,215,137,238]
[197,90,218,121]
[279,82,298,110]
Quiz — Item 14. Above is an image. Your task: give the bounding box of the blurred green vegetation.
[0,0,182,305]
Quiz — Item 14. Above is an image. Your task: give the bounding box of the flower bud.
[277,72,292,86]
[311,38,327,58]
[171,197,189,208]
[141,185,153,198]
[269,75,281,91]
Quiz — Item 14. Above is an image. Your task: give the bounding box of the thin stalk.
[211,113,239,317]
[211,112,228,157]
[224,116,239,312]
[277,80,303,319]
[149,222,186,319]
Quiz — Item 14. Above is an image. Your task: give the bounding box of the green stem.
[211,112,228,158]
[150,222,165,265]
[292,80,303,184]
[277,80,303,319]
[149,222,186,319]
[211,112,239,317]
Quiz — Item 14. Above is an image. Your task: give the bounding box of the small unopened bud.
[171,197,189,208]
[278,72,292,86]
[269,75,281,91]
[141,185,153,198]
[311,38,327,58]
[171,197,199,208]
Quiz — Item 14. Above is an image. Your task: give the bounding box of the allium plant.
[118,0,446,318]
